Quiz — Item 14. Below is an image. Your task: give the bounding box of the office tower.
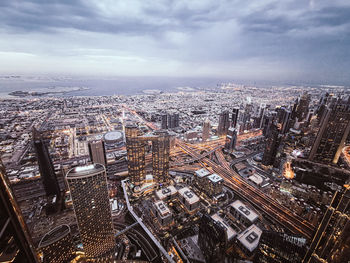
[262,123,281,166]
[66,164,115,261]
[225,127,237,152]
[217,110,230,136]
[295,92,311,121]
[33,127,61,197]
[161,114,168,129]
[38,224,75,263]
[281,109,292,134]
[316,93,331,123]
[167,113,179,129]
[125,124,146,186]
[262,115,275,137]
[232,108,239,128]
[255,231,307,263]
[198,214,227,263]
[202,118,210,141]
[152,130,170,186]
[88,140,106,165]
[0,160,38,263]
[309,98,350,164]
[173,113,180,128]
[303,187,350,263]
[259,104,266,128]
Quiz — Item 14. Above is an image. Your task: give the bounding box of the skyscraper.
[38,224,75,263]
[88,140,107,165]
[161,114,168,129]
[262,123,281,166]
[309,98,350,164]
[202,118,210,141]
[151,130,170,185]
[217,110,230,136]
[125,124,146,186]
[255,231,307,263]
[225,127,237,152]
[33,127,61,197]
[232,108,239,128]
[303,186,350,263]
[66,164,115,261]
[198,214,227,263]
[0,160,38,263]
[295,92,311,121]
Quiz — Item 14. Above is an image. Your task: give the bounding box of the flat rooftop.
[195,168,211,178]
[155,185,177,200]
[178,187,200,204]
[208,173,223,183]
[211,213,237,240]
[236,224,262,252]
[230,200,259,222]
[154,200,171,217]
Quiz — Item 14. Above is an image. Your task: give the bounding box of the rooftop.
[39,224,70,248]
[195,168,210,178]
[236,224,262,252]
[155,185,178,200]
[66,163,105,179]
[154,200,171,217]
[178,187,200,204]
[208,173,223,183]
[231,200,259,222]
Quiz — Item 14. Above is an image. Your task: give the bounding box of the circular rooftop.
[66,163,105,179]
[104,131,124,144]
[39,224,70,248]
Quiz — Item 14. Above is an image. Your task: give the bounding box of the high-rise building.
[255,231,307,263]
[309,98,350,164]
[33,127,61,197]
[281,109,292,134]
[198,214,227,263]
[125,124,146,186]
[151,130,170,186]
[225,127,237,152]
[0,160,38,263]
[262,123,281,166]
[202,119,210,141]
[217,110,230,136]
[38,224,75,263]
[161,114,168,129]
[295,92,311,121]
[303,186,350,263]
[232,108,239,128]
[66,164,115,261]
[88,140,107,165]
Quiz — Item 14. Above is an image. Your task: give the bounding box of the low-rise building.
[155,185,178,200]
[178,187,200,212]
[153,200,173,226]
[206,174,224,196]
[236,224,262,257]
[230,200,259,227]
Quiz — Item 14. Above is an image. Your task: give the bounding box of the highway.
[176,139,315,239]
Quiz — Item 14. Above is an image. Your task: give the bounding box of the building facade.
[66,164,115,261]
[151,130,170,185]
[38,224,75,263]
[0,160,38,263]
[125,124,146,186]
[88,140,107,166]
[309,98,350,164]
[33,127,61,197]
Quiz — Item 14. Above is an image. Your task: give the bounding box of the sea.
[0,76,227,98]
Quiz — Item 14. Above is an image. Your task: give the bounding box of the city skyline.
[0,0,349,84]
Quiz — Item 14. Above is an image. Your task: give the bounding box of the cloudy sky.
[0,0,349,83]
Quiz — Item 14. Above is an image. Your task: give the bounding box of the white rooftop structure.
[195,168,211,178]
[208,173,224,183]
[248,174,263,185]
[211,213,237,241]
[178,187,200,205]
[231,200,259,223]
[155,185,178,200]
[154,200,171,217]
[237,224,262,252]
